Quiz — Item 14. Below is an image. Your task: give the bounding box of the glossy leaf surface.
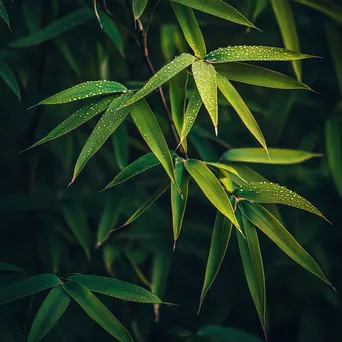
[133,0,148,20]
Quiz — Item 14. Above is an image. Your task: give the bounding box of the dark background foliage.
[0,0,341,341]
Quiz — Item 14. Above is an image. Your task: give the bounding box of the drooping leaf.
[239,202,330,285]
[221,148,321,164]
[0,63,20,99]
[184,159,240,229]
[133,0,148,20]
[200,211,232,308]
[105,152,161,189]
[27,286,70,342]
[103,241,122,274]
[235,181,327,221]
[62,281,133,342]
[0,262,24,273]
[123,53,196,107]
[192,60,218,133]
[171,0,256,29]
[216,62,310,90]
[68,274,163,304]
[113,121,129,170]
[171,2,206,58]
[37,81,126,105]
[0,0,10,30]
[205,162,247,183]
[72,93,132,182]
[251,0,269,22]
[171,159,190,246]
[217,74,267,151]
[218,171,234,192]
[206,46,315,63]
[9,9,93,48]
[236,210,266,333]
[55,39,82,77]
[0,274,61,306]
[161,24,177,60]
[270,0,302,80]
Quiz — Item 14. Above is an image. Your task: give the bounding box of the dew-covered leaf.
[206,46,315,63]
[171,0,256,29]
[0,0,10,30]
[216,62,310,90]
[27,286,70,342]
[217,74,267,151]
[0,262,24,273]
[0,63,20,99]
[133,0,148,20]
[221,148,321,164]
[63,281,133,342]
[0,274,61,306]
[192,60,218,133]
[171,2,206,58]
[68,274,163,304]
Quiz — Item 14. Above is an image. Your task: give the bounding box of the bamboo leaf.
[217,74,267,151]
[133,0,148,20]
[0,274,61,306]
[113,121,129,170]
[205,162,247,183]
[171,2,206,58]
[216,62,310,90]
[103,242,122,274]
[0,262,24,273]
[239,202,331,285]
[27,286,70,342]
[161,24,177,60]
[252,0,269,22]
[221,148,321,164]
[270,0,302,80]
[68,274,163,304]
[199,211,232,308]
[63,281,133,342]
[184,159,240,229]
[171,0,256,29]
[0,1,10,30]
[192,60,218,133]
[0,63,20,99]
[206,46,315,63]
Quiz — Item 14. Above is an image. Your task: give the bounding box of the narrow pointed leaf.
[239,202,330,285]
[192,60,218,131]
[9,9,93,48]
[171,0,256,28]
[38,81,126,105]
[113,121,129,170]
[161,24,177,60]
[216,62,310,90]
[63,281,133,342]
[200,211,232,306]
[252,0,269,21]
[271,0,302,80]
[0,274,61,306]
[206,46,315,63]
[184,159,240,229]
[205,162,247,183]
[73,93,132,181]
[171,2,206,58]
[0,64,20,99]
[123,53,196,107]
[133,0,148,20]
[27,286,70,342]
[103,242,121,274]
[131,99,176,185]
[221,148,321,164]
[105,152,160,189]
[0,262,24,273]
[0,1,10,29]
[217,74,267,151]
[68,274,163,304]
[171,159,190,244]
[218,171,234,192]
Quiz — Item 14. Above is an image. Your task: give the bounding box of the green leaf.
[217,74,267,151]
[171,159,190,246]
[235,181,327,221]
[206,45,315,63]
[221,148,321,164]
[123,53,196,107]
[133,0,148,20]
[37,81,126,105]
[67,274,163,304]
[0,262,24,273]
[205,162,247,183]
[161,24,177,60]
[294,0,342,25]
[62,205,92,260]
[192,60,218,133]
[112,121,129,170]
[251,0,269,22]
[27,286,70,342]
[0,274,61,306]
[105,152,161,189]
[199,211,232,308]
[72,93,132,182]
[0,63,20,99]
[130,99,177,186]
[270,0,302,80]
[28,97,114,149]
[0,1,10,30]
[171,0,256,29]
[55,39,82,77]
[239,202,330,285]
[236,210,266,333]
[9,9,93,48]
[103,241,121,274]
[62,281,133,342]
[216,62,310,90]
[171,2,206,58]
[184,159,240,230]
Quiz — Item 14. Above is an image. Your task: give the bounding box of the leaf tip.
[214,125,218,137]
[68,177,76,187]
[197,302,203,316]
